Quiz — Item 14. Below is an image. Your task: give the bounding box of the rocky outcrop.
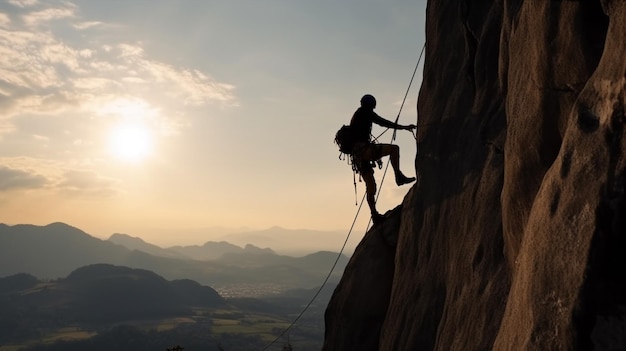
[322,206,401,351]
[324,1,626,350]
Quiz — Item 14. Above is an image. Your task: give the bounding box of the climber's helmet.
[360,94,376,109]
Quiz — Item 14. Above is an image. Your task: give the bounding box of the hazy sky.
[0,0,427,246]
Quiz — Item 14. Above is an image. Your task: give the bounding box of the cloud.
[33,134,49,141]
[0,157,118,198]
[0,29,66,89]
[72,21,102,30]
[0,120,15,135]
[137,58,236,106]
[7,0,39,8]
[22,5,75,27]
[0,1,236,134]
[104,43,236,106]
[57,169,117,197]
[0,13,10,28]
[0,164,48,191]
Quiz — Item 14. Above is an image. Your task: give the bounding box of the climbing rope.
[375,42,425,207]
[373,42,426,143]
[260,191,367,351]
[260,41,426,351]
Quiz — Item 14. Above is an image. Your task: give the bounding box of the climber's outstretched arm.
[372,113,416,130]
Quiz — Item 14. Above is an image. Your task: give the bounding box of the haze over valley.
[0,222,348,350]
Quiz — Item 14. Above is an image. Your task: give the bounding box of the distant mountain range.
[216,225,350,256]
[112,225,349,256]
[0,222,348,294]
[0,264,224,343]
[0,263,335,349]
[2,264,223,322]
[108,232,273,261]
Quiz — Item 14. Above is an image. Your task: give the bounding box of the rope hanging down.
[375,42,425,209]
[373,42,425,143]
[260,41,426,351]
[260,191,368,351]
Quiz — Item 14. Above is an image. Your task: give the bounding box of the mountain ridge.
[0,263,224,329]
[0,222,348,295]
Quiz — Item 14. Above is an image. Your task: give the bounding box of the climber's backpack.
[334,124,356,155]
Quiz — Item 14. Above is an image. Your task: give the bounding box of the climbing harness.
[261,41,426,351]
[340,139,384,205]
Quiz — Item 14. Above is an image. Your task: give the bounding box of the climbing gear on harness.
[336,140,384,205]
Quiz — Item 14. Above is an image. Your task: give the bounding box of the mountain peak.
[46,221,74,228]
[108,232,146,243]
[243,244,275,255]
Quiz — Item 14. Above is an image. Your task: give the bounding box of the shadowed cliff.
[324,1,626,350]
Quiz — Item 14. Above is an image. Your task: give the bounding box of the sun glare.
[108,124,153,162]
[99,98,159,163]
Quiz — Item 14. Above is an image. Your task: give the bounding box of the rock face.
[324,1,626,350]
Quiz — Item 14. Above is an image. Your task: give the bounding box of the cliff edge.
[324,1,626,350]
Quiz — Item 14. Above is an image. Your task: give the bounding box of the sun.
[98,98,159,163]
[107,124,154,162]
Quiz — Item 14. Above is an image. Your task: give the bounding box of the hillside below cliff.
[324,1,626,350]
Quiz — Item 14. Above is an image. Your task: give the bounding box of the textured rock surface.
[324,1,626,350]
[322,206,401,351]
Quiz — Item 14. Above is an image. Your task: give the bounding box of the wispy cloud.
[0,1,236,130]
[0,120,16,135]
[72,20,102,30]
[0,13,10,27]
[0,0,237,199]
[57,169,117,197]
[0,29,70,90]
[135,54,236,106]
[22,5,75,26]
[7,0,39,9]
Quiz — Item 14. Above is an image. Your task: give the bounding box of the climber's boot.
[395,172,416,186]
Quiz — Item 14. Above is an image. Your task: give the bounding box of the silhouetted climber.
[336,94,417,225]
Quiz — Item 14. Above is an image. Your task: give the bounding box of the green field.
[0,327,96,351]
[0,311,299,350]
